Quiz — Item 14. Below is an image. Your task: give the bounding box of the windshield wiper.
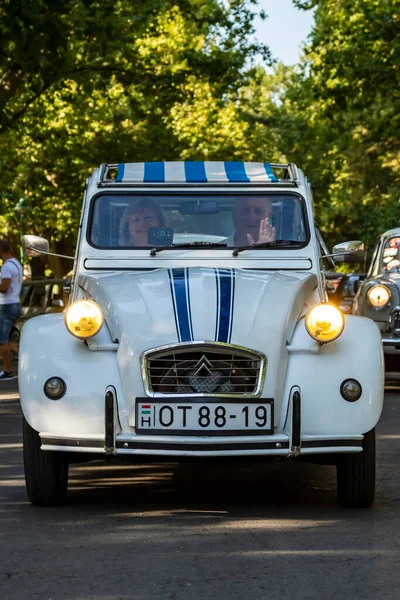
[150,242,227,256]
[232,240,303,256]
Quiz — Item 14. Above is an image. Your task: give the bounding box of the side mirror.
[22,235,75,260]
[179,201,220,215]
[22,235,49,257]
[332,240,365,264]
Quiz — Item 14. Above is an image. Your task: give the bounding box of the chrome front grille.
[142,343,266,397]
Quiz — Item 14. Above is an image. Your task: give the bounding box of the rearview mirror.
[179,201,219,215]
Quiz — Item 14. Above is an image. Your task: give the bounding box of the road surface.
[1,386,399,600]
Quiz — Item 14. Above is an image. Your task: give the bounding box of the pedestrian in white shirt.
[0,238,22,380]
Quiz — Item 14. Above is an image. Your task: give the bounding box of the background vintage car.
[353,227,400,378]
[328,273,367,314]
[10,278,67,352]
[324,270,346,294]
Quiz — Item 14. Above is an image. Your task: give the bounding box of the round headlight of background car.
[305,303,345,343]
[367,285,390,308]
[65,299,104,339]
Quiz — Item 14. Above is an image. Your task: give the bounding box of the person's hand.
[246,218,276,245]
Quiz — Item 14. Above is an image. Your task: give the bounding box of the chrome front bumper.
[38,387,363,457]
[39,434,363,456]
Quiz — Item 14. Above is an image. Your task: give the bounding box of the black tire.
[23,416,69,506]
[336,428,375,508]
[9,327,20,362]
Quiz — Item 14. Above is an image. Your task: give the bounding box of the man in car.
[226,196,276,246]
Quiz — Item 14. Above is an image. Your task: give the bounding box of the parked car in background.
[10,279,67,351]
[353,227,400,378]
[329,273,367,314]
[324,271,345,294]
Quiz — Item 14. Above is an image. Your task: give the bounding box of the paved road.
[1,386,399,600]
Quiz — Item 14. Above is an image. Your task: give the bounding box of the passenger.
[119,198,168,246]
[226,197,276,246]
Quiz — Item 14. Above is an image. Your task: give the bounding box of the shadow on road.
[64,457,337,511]
[0,389,397,518]
[2,391,399,600]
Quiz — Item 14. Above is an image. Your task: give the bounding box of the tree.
[0,0,269,275]
[251,0,400,257]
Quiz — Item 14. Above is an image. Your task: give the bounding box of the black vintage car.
[353,227,400,377]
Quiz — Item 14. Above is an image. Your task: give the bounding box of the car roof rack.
[96,162,300,187]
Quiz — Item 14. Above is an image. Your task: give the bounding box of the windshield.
[88,193,308,249]
[381,236,400,271]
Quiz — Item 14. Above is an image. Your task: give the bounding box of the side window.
[315,227,335,270]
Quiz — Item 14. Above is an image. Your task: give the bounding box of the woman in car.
[119,198,168,246]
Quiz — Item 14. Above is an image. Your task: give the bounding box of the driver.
[226,197,276,246]
[119,198,168,246]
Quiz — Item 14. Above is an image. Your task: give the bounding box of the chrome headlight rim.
[367,284,391,309]
[64,298,104,340]
[305,302,345,343]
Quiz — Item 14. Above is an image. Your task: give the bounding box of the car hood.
[78,268,318,419]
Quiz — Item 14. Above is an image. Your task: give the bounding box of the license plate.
[135,398,273,435]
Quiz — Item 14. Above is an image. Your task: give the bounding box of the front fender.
[281,315,384,436]
[19,314,124,436]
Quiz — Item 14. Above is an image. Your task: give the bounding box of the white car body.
[19,162,384,503]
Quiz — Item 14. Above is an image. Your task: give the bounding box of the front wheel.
[336,428,375,508]
[23,416,69,506]
[9,327,20,362]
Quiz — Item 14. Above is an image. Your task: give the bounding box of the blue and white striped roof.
[115,161,279,183]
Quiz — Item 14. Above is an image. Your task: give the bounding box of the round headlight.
[65,299,104,339]
[367,285,390,308]
[305,303,345,343]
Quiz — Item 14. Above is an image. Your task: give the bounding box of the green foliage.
[249,0,400,260]
[0,0,268,273]
[4,0,399,276]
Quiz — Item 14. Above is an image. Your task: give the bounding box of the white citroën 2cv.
[20,161,384,507]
